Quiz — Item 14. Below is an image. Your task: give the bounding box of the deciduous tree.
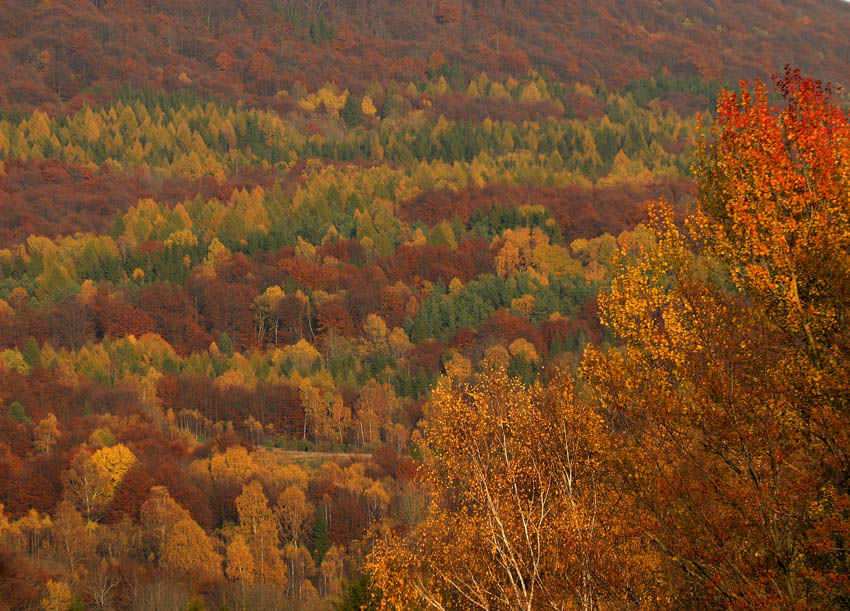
[33,413,59,453]
[369,370,654,609]
[62,450,111,521]
[582,70,850,607]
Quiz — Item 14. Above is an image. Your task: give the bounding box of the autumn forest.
[0,0,849,609]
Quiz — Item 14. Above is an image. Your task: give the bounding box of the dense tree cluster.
[1,0,847,606]
[369,69,850,609]
[0,54,692,611]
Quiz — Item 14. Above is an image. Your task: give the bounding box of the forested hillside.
[0,1,848,610]
[2,0,850,110]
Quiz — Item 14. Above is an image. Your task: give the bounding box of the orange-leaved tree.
[582,67,850,607]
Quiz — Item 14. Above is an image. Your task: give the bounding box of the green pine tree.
[312,505,330,565]
[218,332,234,357]
[340,94,364,128]
[333,573,381,611]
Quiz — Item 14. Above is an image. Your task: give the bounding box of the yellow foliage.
[518,81,542,104]
[204,237,230,269]
[164,228,198,249]
[278,339,322,375]
[360,314,388,354]
[510,294,536,319]
[34,414,60,453]
[388,327,413,358]
[362,96,377,117]
[1,349,28,374]
[443,353,472,382]
[160,517,222,579]
[226,533,255,584]
[369,370,652,608]
[508,337,540,362]
[489,81,511,99]
[91,443,136,495]
[215,367,251,391]
[482,344,510,370]
[210,446,257,484]
[295,236,316,259]
[41,580,72,611]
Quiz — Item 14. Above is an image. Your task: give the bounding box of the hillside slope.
[1,0,849,109]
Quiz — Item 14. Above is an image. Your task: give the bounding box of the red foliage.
[450,327,477,351]
[0,443,24,515]
[379,240,492,285]
[406,339,448,373]
[274,295,312,345]
[539,316,571,347]
[328,487,368,543]
[0,160,287,249]
[316,300,357,337]
[373,445,419,482]
[0,0,846,111]
[434,1,462,25]
[149,457,214,532]
[0,548,50,610]
[430,92,563,122]
[104,467,154,523]
[279,256,341,291]
[399,180,695,242]
[135,282,211,354]
[197,281,255,350]
[577,295,604,343]
[569,91,606,120]
[377,286,409,329]
[17,455,63,515]
[315,238,366,265]
[47,298,95,350]
[479,309,546,357]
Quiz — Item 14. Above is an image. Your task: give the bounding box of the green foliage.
[468,206,561,243]
[327,349,357,386]
[438,61,466,92]
[182,595,207,611]
[218,332,234,357]
[109,214,126,240]
[309,14,336,44]
[357,351,396,385]
[508,354,540,384]
[8,401,28,425]
[312,505,330,565]
[340,94,364,128]
[624,70,726,108]
[392,366,438,399]
[22,338,41,368]
[406,273,590,343]
[334,573,381,611]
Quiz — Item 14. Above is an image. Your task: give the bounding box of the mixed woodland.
[0,1,849,609]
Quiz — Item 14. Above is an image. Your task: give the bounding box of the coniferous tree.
[312,505,329,565]
[22,338,41,368]
[8,401,28,425]
[341,94,364,128]
[218,332,234,357]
